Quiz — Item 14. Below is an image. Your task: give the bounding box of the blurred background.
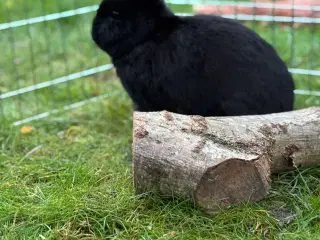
[0,0,319,126]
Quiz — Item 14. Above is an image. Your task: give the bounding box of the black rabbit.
[91,0,295,116]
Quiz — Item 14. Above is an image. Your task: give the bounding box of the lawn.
[0,0,320,239]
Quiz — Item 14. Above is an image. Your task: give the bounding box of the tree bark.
[132,107,320,213]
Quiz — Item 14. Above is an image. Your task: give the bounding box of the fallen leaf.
[20,126,33,134]
[92,88,101,96]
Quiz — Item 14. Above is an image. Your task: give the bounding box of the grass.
[2,90,320,239]
[0,0,320,239]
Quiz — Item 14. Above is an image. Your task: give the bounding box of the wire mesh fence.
[0,0,319,126]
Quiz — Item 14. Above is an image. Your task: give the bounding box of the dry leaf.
[92,88,101,96]
[20,126,33,134]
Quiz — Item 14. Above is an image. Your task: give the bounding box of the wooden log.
[132,107,320,214]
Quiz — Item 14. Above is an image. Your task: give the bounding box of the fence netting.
[0,0,319,126]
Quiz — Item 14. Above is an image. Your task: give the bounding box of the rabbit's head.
[91,0,171,58]
[96,0,165,17]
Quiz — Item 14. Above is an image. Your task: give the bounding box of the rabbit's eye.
[112,11,120,15]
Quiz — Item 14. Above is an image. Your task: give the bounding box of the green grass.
[2,91,320,239]
[0,0,320,239]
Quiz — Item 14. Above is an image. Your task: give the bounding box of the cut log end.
[195,156,271,213]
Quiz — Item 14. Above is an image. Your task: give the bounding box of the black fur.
[91,0,295,116]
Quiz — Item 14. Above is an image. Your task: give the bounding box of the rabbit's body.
[92,0,295,116]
